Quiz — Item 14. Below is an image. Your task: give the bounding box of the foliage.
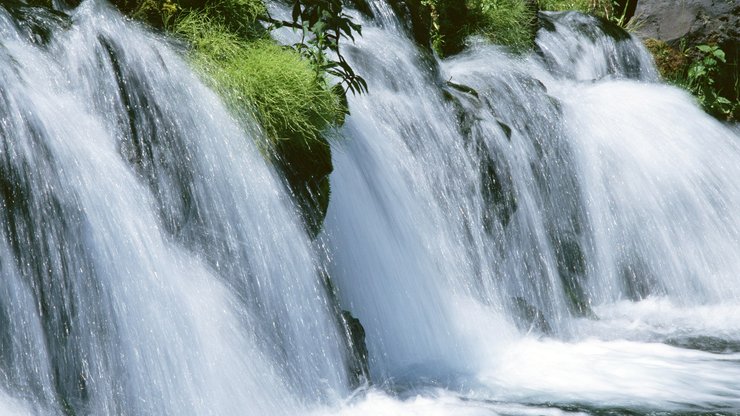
[175,12,344,148]
[644,40,737,120]
[685,45,736,119]
[422,0,536,55]
[111,0,365,102]
[109,0,354,235]
[537,0,629,25]
[262,0,368,98]
[422,0,473,56]
[642,38,687,80]
[537,0,594,13]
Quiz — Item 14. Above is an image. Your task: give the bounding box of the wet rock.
[554,237,595,317]
[446,81,480,99]
[341,310,369,387]
[666,335,740,354]
[512,296,552,334]
[275,137,333,239]
[1,1,70,46]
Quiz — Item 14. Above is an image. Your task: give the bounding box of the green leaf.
[713,49,726,62]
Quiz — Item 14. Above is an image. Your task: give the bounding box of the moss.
[643,38,689,80]
[421,0,537,55]
[538,0,596,13]
[112,0,266,35]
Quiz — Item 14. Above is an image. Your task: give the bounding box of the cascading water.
[0,1,351,415]
[322,4,740,414]
[2,0,740,415]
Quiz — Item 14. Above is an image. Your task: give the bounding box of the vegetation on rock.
[645,39,738,121]
[409,0,627,56]
[174,13,344,150]
[107,0,364,236]
[422,0,537,55]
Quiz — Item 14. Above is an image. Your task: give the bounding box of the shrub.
[685,44,736,120]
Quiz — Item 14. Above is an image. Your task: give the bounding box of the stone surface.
[632,0,738,44]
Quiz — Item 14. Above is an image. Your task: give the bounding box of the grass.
[538,0,607,14]
[174,12,345,149]
[470,0,537,52]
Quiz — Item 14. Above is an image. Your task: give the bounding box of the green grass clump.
[175,13,345,149]
[538,0,595,13]
[469,0,537,52]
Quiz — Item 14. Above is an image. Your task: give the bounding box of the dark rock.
[343,0,374,18]
[666,335,740,354]
[386,0,433,48]
[434,0,473,56]
[274,137,333,239]
[1,1,70,46]
[446,81,480,98]
[554,237,595,317]
[341,310,369,387]
[512,296,552,334]
[496,120,512,140]
[538,11,557,32]
[479,145,517,229]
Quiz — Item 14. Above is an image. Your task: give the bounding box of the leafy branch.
[261,0,368,100]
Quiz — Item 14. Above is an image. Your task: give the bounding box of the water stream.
[1,0,739,415]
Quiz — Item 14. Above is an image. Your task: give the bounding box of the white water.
[2,0,740,415]
[0,1,349,415]
[323,5,740,414]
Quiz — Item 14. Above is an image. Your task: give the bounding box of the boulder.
[632,0,738,44]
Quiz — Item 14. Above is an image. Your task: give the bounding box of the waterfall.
[323,3,740,413]
[0,1,350,415]
[2,0,740,414]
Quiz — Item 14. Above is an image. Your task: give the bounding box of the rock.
[446,81,480,98]
[341,310,369,387]
[1,1,70,45]
[632,0,738,44]
[512,297,552,334]
[554,237,596,317]
[274,137,333,239]
[632,0,738,107]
